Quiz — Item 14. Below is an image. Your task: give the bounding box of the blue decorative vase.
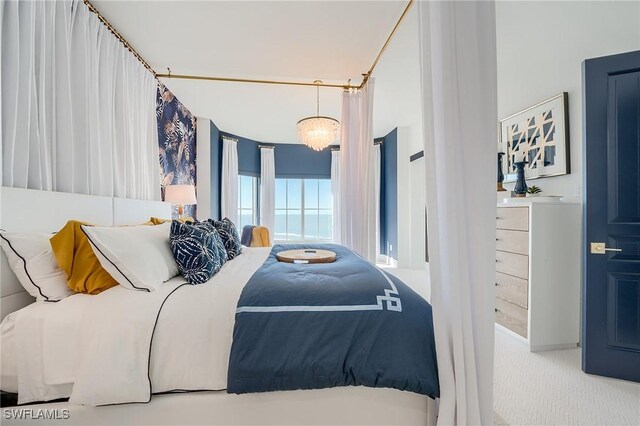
[513,161,528,197]
[497,152,506,192]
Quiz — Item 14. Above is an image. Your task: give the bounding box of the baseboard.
[376,254,398,268]
[530,342,578,352]
[495,323,579,352]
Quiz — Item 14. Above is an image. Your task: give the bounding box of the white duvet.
[9,247,271,406]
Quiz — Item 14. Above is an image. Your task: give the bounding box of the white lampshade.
[164,184,197,205]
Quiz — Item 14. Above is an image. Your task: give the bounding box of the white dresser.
[495,200,581,351]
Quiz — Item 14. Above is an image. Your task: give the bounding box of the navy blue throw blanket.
[227,244,439,398]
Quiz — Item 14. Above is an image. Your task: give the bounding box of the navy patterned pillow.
[169,221,225,284]
[207,218,242,260]
[186,221,228,265]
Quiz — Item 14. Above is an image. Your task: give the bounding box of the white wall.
[496,1,640,199]
[374,6,428,269]
[396,127,411,268]
[378,1,640,269]
[410,157,426,266]
[373,6,422,147]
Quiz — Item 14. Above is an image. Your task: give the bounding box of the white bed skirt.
[2,387,437,426]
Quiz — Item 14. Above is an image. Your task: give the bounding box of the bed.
[0,187,438,425]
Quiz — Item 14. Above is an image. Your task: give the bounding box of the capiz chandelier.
[297,80,339,151]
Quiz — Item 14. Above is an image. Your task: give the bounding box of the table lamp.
[164,184,197,219]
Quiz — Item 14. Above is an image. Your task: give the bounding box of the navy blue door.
[583,50,640,382]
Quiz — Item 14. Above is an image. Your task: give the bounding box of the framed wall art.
[500,92,570,182]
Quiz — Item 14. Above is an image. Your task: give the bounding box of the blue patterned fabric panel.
[157,83,197,219]
[169,221,225,284]
[208,218,242,259]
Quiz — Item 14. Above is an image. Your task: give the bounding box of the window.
[238,175,258,230]
[275,178,332,242]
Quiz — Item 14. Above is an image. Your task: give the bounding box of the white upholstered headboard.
[0,187,171,319]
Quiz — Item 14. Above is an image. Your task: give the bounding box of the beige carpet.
[387,267,640,426]
[494,329,640,425]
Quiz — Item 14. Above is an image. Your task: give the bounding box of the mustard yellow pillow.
[250,226,271,247]
[149,217,169,225]
[50,221,118,295]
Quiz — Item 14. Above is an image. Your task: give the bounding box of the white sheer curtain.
[259,147,275,243]
[339,80,376,262]
[1,0,159,200]
[418,1,497,424]
[373,143,381,260]
[330,150,341,244]
[221,137,239,225]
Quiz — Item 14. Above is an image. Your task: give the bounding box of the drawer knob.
[495,282,498,286]
[495,308,498,312]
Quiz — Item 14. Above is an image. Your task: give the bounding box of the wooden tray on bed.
[275,249,336,264]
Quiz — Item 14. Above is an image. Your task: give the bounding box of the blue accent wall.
[378,138,386,256]
[274,144,332,179]
[214,128,397,259]
[221,132,261,177]
[381,128,398,260]
[222,132,333,179]
[210,120,222,220]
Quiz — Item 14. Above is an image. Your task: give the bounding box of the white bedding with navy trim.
[6,248,271,405]
[4,245,438,406]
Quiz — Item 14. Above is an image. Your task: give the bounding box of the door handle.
[590,242,622,254]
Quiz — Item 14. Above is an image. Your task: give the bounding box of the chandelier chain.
[297,79,339,151]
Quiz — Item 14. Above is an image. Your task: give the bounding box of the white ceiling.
[93,0,421,143]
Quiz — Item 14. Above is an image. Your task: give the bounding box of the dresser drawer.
[496,207,529,231]
[496,229,529,255]
[495,272,528,308]
[495,298,528,338]
[496,250,528,280]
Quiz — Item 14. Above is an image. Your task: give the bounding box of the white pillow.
[0,232,73,302]
[82,222,178,292]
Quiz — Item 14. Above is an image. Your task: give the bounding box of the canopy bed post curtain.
[330,150,341,244]
[259,147,275,244]
[221,137,239,225]
[417,1,497,424]
[0,0,159,201]
[338,80,376,262]
[373,143,381,260]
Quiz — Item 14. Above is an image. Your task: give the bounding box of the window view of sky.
[238,175,257,231]
[238,176,332,243]
[275,178,332,242]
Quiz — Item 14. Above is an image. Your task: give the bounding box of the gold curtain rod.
[361,0,414,87]
[84,0,414,90]
[258,145,275,149]
[155,73,354,90]
[83,0,157,79]
[222,135,239,142]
